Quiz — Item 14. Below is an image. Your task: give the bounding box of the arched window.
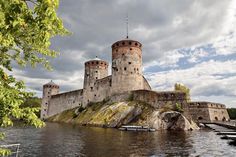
[222,117,226,121]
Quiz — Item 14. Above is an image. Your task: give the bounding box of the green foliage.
[174,83,191,102]
[174,103,184,113]
[0,0,69,70]
[0,132,4,140]
[73,106,85,119]
[21,97,41,108]
[127,93,134,101]
[78,106,85,113]
[159,103,174,114]
[0,75,44,128]
[0,0,68,155]
[102,97,110,104]
[0,148,11,156]
[227,108,236,119]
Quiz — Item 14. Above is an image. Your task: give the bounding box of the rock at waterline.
[148,111,199,131]
[48,101,199,131]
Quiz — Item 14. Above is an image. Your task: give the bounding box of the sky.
[13,0,236,107]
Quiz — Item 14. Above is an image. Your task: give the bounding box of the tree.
[174,83,191,102]
[227,108,236,119]
[0,0,68,155]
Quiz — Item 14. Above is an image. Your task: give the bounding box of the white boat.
[118,125,156,132]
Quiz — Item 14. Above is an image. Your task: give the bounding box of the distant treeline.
[21,97,41,108]
[21,97,41,117]
[227,108,236,119]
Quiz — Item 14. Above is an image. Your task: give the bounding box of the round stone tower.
[83,57,108,105]
[83,57,109,89]
[40,80,59,120]
[111,39,143,94]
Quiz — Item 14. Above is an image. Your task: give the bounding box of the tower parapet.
[41,80,59,120]
[111,39,143,94]
[83,58,108,89]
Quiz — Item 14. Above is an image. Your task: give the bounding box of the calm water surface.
[1,122,236,157]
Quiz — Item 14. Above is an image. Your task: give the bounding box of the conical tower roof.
[43,80,59,87]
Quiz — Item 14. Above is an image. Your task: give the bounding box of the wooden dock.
[118,125,156,132]
[221,135,236,140]
[216,132,236,135]
[204,123,236,145]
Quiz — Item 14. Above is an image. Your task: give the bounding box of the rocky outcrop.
[48,101,199,131]
[144,111,199,131]
[161,111,199,130]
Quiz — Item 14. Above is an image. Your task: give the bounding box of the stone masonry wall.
[188,102,230,122]
[48,89,83,118]
[109,90,187,109]
[132,90,187,109]
[92,75,112,102]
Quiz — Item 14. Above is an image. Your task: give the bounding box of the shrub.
[78,106,85,113]
[174,103,184,113]
[127,93,134,101]
[174,83,191,102]
[159,103,174,114]
[227,108,236,119]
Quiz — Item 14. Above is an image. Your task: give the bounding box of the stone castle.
[41,37,230,123]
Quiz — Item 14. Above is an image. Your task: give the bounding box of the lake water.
[1,122,236,157]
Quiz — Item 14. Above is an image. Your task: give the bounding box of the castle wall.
[188,102,230,122]
[47,89,83,118]
[109,90,187,109]
[92,75,112,102]
[132,90,187,109]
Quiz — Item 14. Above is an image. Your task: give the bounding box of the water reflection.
[1,123,236,157]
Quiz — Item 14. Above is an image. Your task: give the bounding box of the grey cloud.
[192,84,235,97]
[10,0,233,98]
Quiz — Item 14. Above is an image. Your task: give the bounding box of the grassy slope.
[47,101,155,127]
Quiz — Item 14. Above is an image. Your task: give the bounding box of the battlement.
[51,89,83,98]
[94,75,112,85]
[111,39,142,50]
[132,90,186,102]
[85,60,108,68]
[43,82,59,89]
[188,102,226,109]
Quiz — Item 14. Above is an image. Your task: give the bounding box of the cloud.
[145,60,236,107]
[8,0,236,108]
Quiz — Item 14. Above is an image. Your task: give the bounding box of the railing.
[0,144,20,157]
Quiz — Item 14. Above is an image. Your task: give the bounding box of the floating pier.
[205,123,236,146]
[221,135,236,140]
[216,132,236,135]
[118,125,156,132]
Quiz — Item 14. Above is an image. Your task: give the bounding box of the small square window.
[124,67,127,71]
[129,62,131,64]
